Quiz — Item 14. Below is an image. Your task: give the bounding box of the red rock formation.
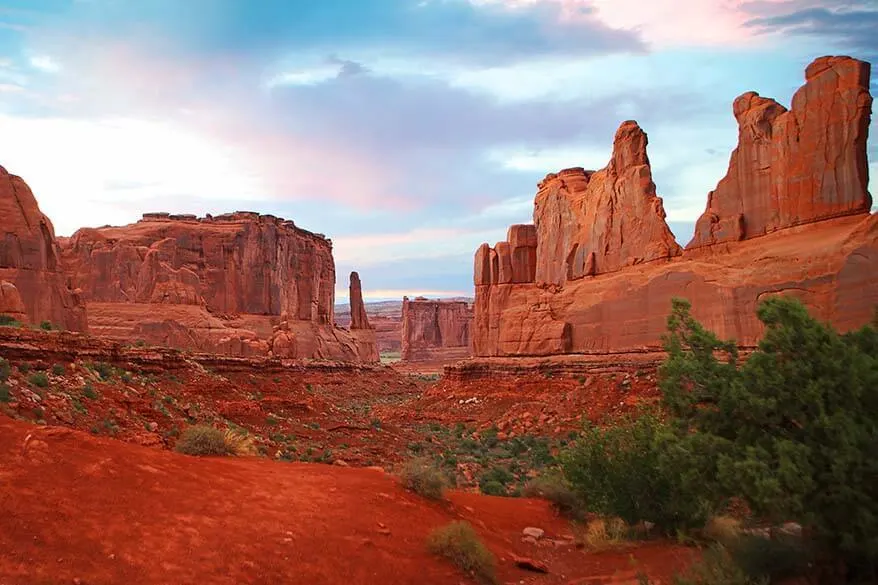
[0,166,87,330]
[349,272,370,330]
[0,280,26,322]
[62,213,335,320]
[401,297,473,362]
[56,213,376,362]
[687,56,872,249]
[345,271,379,362]
[472,56,876,358]
[534,121,682,285]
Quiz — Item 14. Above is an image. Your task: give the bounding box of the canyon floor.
[0,328,691,585]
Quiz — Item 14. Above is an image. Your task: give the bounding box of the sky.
[0,0,875,303]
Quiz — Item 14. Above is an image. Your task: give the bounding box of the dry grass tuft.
[427,521,497,585]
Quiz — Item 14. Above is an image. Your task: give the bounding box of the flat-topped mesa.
[0,166,87,330]
[349,271,371,330]
[138,212,328,242]
[687,55,873,250]
[401,296,473,362]
[61,213,335,321]
[533,120,682,286]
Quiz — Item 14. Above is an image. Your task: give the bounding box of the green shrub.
[82,383,98,399]
[39,320,54,331]
[728,534,813,583]
[0,383,9,403]
[93,362,114,381]
[478,466,514,496]
[18,363,30,373]
[670,545,767,585]
[660,297,878,578]
[522,473,584,519]
[52,364,65,376]
[560,408,712,532]
[427,521,497,585]
[175,425,233,456]
[0,357,9,382]
[400,458,447,500]
[0,314,21,327]
[28,372,49,388]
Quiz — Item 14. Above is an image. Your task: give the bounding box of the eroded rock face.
[472,56,876,358]
[0,167,87,330]
[687,56,872,249]
[0,281,26,322]
[534,122,682,285]
[54,213,376,362]
[62,213,335,320]
[401,297,472,362]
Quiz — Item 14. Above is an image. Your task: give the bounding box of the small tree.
[660,297,878,581]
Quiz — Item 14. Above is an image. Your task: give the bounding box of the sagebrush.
[427,521,496,585]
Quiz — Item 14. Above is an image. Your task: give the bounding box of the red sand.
[0,415,692,585]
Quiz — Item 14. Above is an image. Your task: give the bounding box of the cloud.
[1,0,874,300]
[22,0,643,67]
[743,2,878,68]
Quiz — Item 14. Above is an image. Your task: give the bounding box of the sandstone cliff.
[473,56,876,357]
[0,167,87,330]
[53,213,376,362]
[401,297,472,362]
[687,56,872,249]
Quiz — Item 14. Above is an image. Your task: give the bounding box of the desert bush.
[52,364,65,376]
[0,357,9,382]
[222,429,257,456]
[82,383,98,399]
[582,517,630,549]
[28,372,49,388]
[0,314,21,327]
[727,534,813,584]
[478,466,513,496]
[175,425,248,456]
[660,297,878,580]
[522,473,584,519]
[701,516,742,546]
[39,320,54,331]
[427,521,497,585]
[560,408,712,532]
[93,361,114,381]
[0,383,9,403]
[400,457,446,500]
[670,545,767,585]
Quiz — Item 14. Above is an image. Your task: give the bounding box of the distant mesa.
[472,55,877,358]
[401,296,473,363]
[0,170,377,362]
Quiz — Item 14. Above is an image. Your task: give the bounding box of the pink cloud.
[475,0,817,47]
[21,36,401,210]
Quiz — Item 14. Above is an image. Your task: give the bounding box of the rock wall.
[473,56,876,357]
[0,167,87,330]
[54,214,378,362]
[61,212,335,320]
[401,297,473,362]
[687,56,872,249]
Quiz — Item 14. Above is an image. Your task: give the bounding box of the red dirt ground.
[0,415,693,585]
